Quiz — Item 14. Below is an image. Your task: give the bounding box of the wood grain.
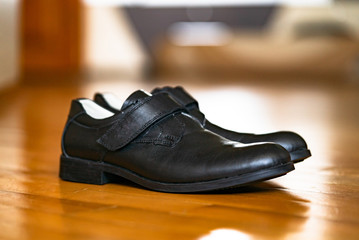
[0,78,358,240]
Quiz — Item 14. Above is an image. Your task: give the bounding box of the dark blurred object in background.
[121,4,359,79]
[124,6,277,57]
[1,0,359,89]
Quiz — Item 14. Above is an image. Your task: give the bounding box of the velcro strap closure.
[170,87,198,108]
[97,93,185,151]
[170,87,205,125]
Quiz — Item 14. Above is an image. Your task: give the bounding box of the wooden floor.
[0,77,359,240]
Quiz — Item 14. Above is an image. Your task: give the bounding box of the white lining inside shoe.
[102,93,123,111]
[79,99,114,119]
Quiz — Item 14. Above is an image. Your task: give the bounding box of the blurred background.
[1,0,359,88]
[1,2,359,239]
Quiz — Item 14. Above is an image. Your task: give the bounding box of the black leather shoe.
[95,87,311,163]
[60,90,294,193]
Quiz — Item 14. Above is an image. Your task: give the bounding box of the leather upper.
[63,91,291,183]
[150,86,309,154]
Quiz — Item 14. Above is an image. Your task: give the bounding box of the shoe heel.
[59,155,110,185]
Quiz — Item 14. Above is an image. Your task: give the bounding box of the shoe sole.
[59,155,295,193]
[290,149,311,163]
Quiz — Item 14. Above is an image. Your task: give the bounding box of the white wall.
[83,6,147,78]
[0,0,20,90]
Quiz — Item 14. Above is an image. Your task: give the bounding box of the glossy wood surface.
[0,78,358,240]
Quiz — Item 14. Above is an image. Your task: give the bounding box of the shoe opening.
[102,92,123,111]
[79,99,115,119]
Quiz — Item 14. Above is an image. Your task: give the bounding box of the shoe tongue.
[121,90,151,110]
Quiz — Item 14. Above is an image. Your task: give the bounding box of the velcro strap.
[170,87,205,125]
[97,93,185,151]
[170,87,198,107]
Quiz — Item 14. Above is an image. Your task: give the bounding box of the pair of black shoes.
[60,86,311,193]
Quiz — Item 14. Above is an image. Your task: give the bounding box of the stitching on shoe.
[97,97,152,149]
[131,114,184,147]
[98,95,184,150]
